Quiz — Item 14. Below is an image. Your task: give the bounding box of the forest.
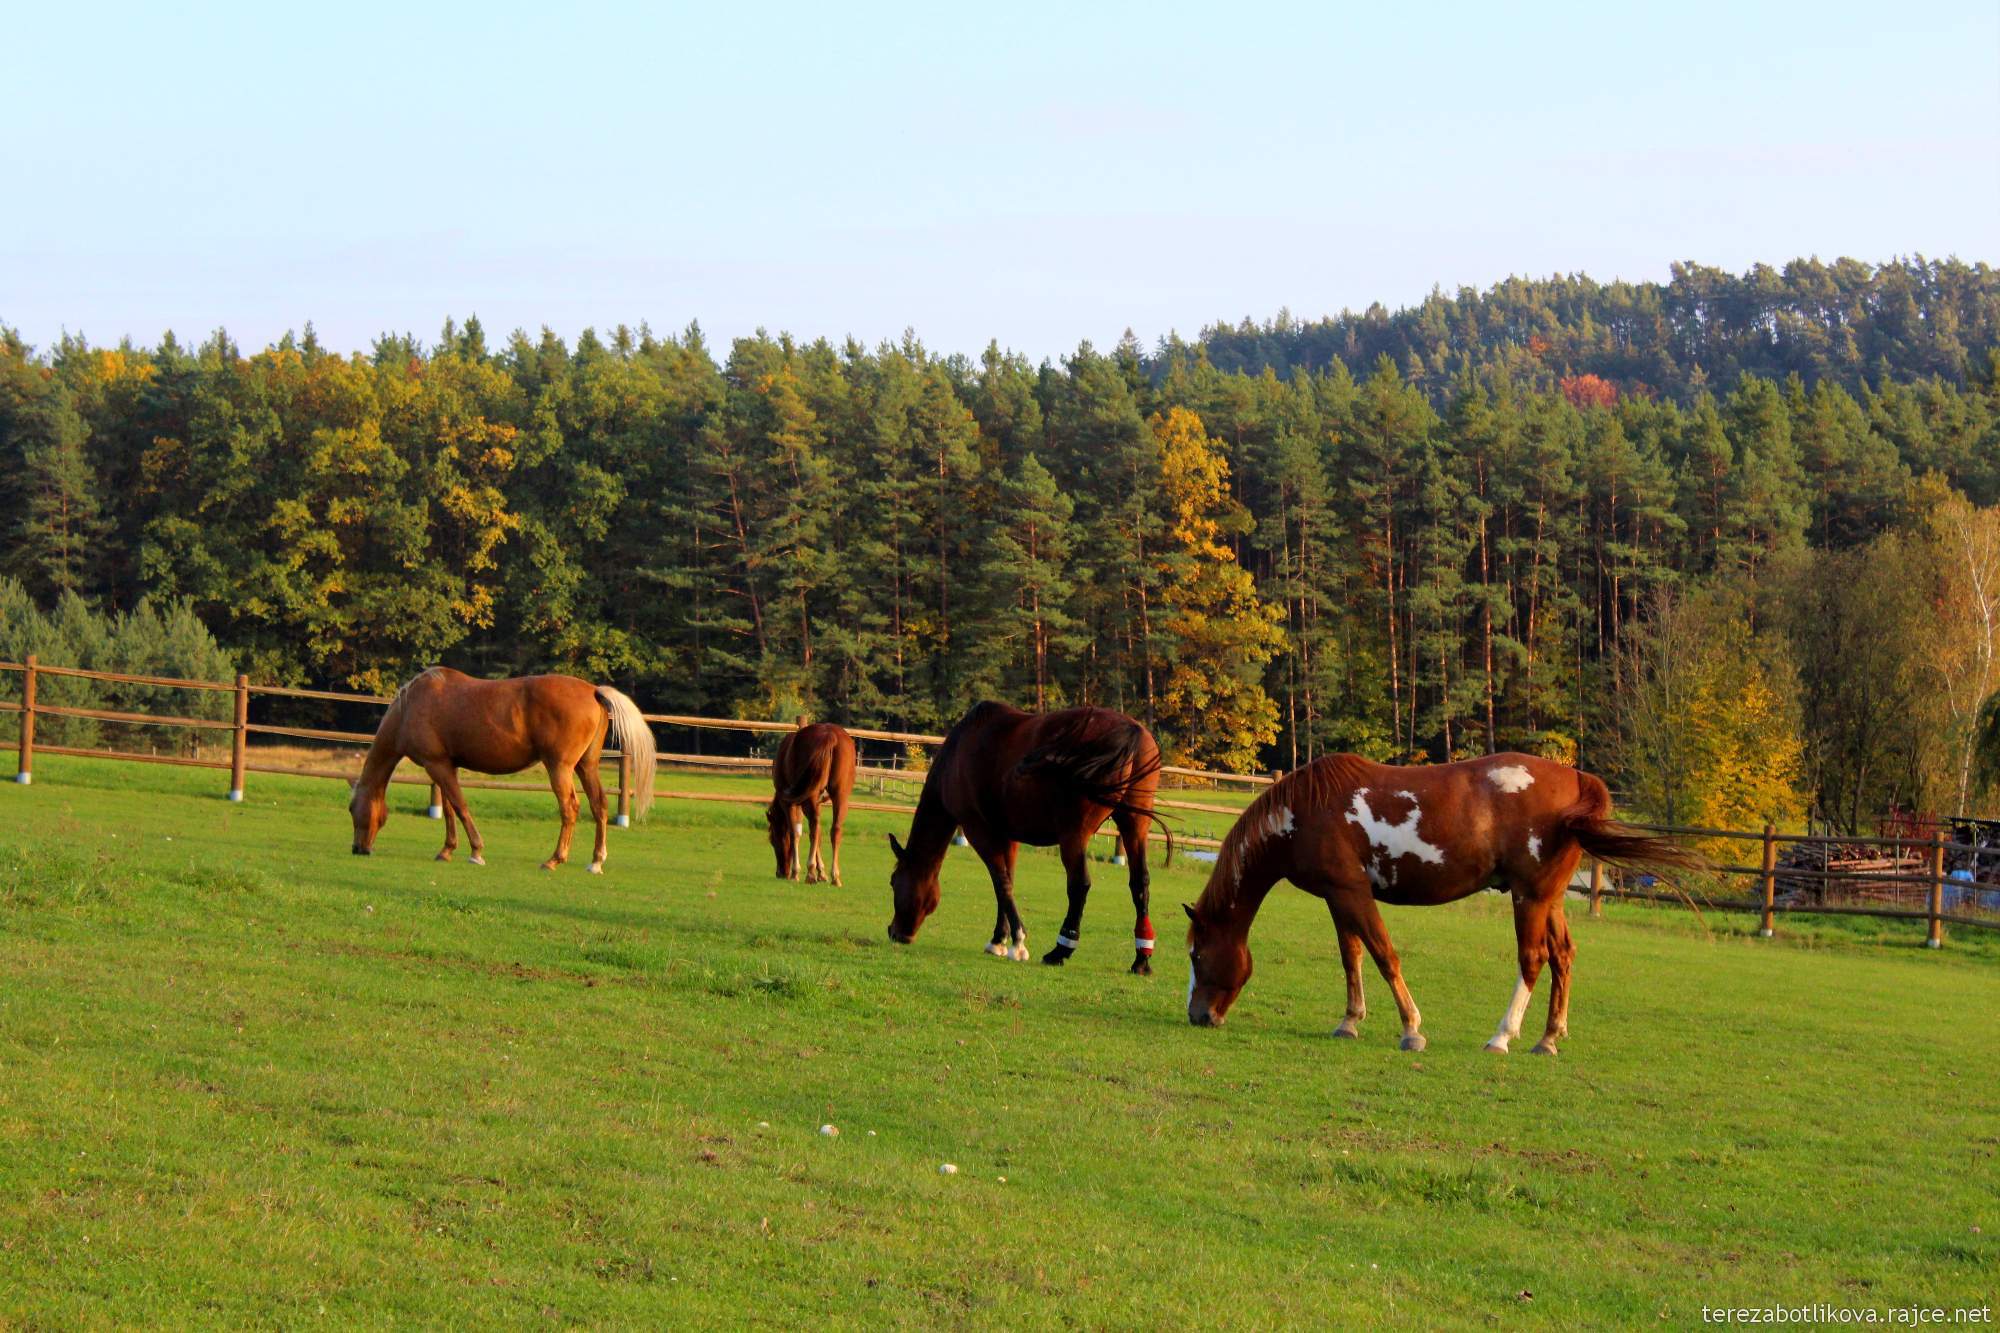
[3,256,1999,833]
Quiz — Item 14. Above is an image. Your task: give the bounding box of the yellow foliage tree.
[1148,408,1287,771]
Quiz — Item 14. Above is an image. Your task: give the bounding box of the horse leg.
[1344,895,1425,1051]
[1042,832,1093,967]
[541,761,580,870]
[803,797,825,884]
[975,839,1027,961]
[1533,901,1576,1056]
[574,757,609,874]
[435,791,459,862]
[826,787,847,887]
[1487,892,1554,1054]
[1328,903,1367,1038]
[424,763,485,866]
[1116,810,1154,975]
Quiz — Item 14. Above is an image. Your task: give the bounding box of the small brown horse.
[767,722,858,885]
[349,667,656,871]
[887,702,1170,973]
[1183,752,1697,1054]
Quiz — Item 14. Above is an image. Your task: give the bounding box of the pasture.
[2,757,1995,1327]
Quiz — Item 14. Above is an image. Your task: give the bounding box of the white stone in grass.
[819,1124,839,1137]
[938,1163,957,1175]
[756,1121,770,1129]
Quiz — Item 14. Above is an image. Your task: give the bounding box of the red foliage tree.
[1560,373,1618,409]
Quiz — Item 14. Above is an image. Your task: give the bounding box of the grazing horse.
[767,722,858,886]
[1183,752,1698,1054]
[886,702,1170,974]
[349,667,656,871]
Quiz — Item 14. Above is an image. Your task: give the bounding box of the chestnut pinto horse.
[349,668,657,871]
[1184,752,1697,1054]
[887,702,1169,973]
[767,722,858,886]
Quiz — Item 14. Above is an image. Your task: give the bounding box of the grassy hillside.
[1,758,1994,1327]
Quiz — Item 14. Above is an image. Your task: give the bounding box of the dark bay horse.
[886,702,1170,973]
[349,667,656,871]
[1183,753,1698,1054]
[767,722,858,886]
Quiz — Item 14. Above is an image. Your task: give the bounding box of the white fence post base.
[1926,938,1942,950]
[1756,927,1773,938]
[614,814,631,828]
[12,772,29,786]
[1112,853,1128,866]
[426,804,444,820]
[226,788,244,803]
[952,833,968,847]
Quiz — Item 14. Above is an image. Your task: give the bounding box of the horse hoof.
[1484,1038,1512,1054]
[1530,1041,1559,1057]
[830,876,842,888]
[1129,957,1151,977]
[434,851,451,862]
[1040,949,1068,966]
[468,855,485,867]
[587,862,604,875]
[1399,1034,1427,1053]
[985,943,1009,958]
[1332,1025,1360,1039]
[1009,945,1030,962]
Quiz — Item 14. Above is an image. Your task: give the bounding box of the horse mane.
[1194,755,1372,916]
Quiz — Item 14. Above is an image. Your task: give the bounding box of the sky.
[3,0,1996,362]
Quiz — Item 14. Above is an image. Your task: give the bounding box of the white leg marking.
[1486,978,1533,1052]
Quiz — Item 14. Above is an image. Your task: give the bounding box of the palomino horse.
[767,721,858,886]
[886,702,1171,973]
[1183,753,1697,1054]
[349,668,656,871]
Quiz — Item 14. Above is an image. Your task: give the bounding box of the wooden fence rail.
[8,657,1998,936]
[0,657,1227,853]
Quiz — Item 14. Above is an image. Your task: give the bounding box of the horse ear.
[887,833,905,861]
[1181,902,1197,921]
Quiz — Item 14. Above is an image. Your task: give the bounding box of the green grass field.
[2,756,1995,1328]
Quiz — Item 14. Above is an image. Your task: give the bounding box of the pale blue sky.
[4,1,1996,360]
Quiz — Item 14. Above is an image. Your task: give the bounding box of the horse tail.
[1558,773,1706,872]
[1159,819,1175,870]
[596,686,656,819]
[1017,715,1167,830]
[776,732,833,808]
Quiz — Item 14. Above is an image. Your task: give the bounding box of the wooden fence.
[6,655,1997,943]
[0,656,1238,854]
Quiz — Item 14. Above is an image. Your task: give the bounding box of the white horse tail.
[596,686,656,819]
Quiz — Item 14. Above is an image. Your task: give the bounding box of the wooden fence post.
[1927,832,1946,950]
[1588,860,1604,918]
[426,783,443,820]
[1758,823,1777,938]
[227,673,248,801]
[14,654,35,785]
[615,752,632,827]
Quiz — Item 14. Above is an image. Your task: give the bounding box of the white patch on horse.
[1486,977,1534,1052]
[1261,804,1295,840]
[1344,789,1444,868]
[1186,958,1197,1007]
[1526,834,1542,862]
[1487,764,1534,794]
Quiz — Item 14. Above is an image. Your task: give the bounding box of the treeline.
[1191,256,1999,405]
[3,256,1998,825]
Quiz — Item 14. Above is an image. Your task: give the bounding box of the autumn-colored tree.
[1147,407,1286,770]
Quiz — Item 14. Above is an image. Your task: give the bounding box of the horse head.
[1184,901,1252,1026]
[885,832,939,943]
[349,779,388,855]
[765,799,795,879]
